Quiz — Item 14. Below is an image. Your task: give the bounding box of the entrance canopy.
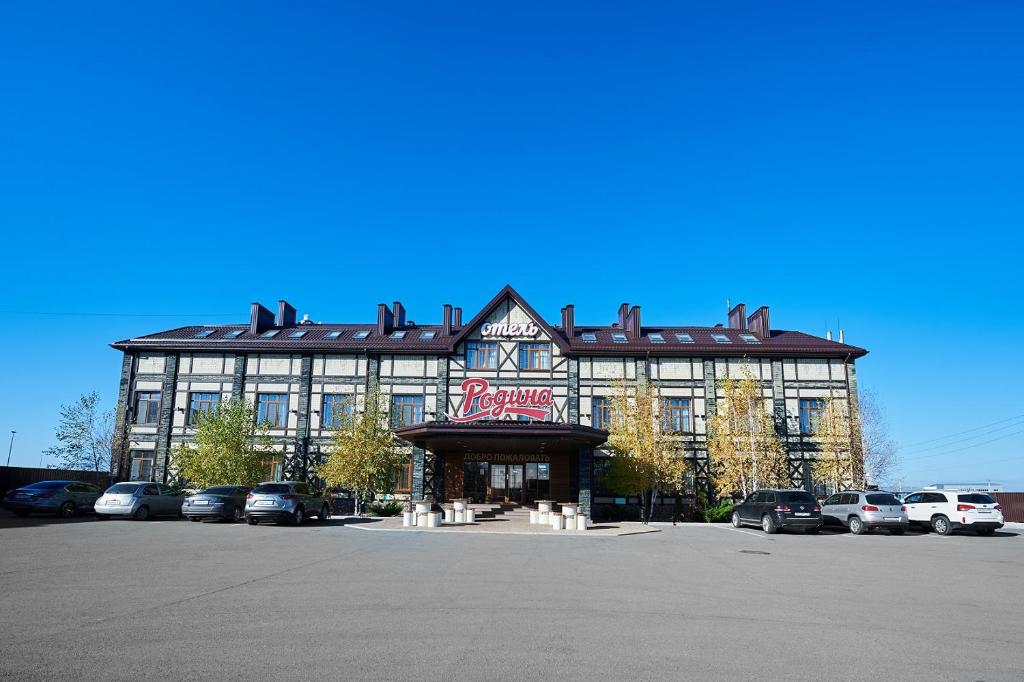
[394,420,608,455]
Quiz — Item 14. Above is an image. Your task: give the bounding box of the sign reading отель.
[480,321,539,338]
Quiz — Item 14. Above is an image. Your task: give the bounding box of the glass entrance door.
[463,461,488,503]
[490,464,524,503]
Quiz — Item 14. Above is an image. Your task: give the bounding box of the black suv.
[731,489,822,534]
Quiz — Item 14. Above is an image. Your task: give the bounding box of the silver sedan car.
[821,490,909,534]
[2,480,104,518]
[95,482,185,520]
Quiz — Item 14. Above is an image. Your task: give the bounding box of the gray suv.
[95,482,185,520]
[244,481,330,526]
[821,490,908,534]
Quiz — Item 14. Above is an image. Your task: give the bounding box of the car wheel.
[318,504,330,521]
[731,511,742,528]
[189,516,201,522]
[849,516,865,535]
[57,501,76,518]
[761,514,777,534]
[977,528,995,536]
[231,507,243,523]
[133,505,150,521]
[13,509,30,518]
[292,507,304,526]
[932,515,952,536]
[247,517,258,525]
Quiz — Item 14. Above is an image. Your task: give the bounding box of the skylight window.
[420,331,436,340]
[581,332,597,342]
[390,331,406,340]
[194,329,215,338]
[712,333,731,343]
[260,330,280,339]
[224,330,244,338]
[649,333,665,343]
[352,331,370,340]
[739,333,761,344]
[325,331,342,339]
[674,333,694,343]
[288,330,307,339]
[611,332,628,343]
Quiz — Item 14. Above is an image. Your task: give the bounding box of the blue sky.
[0,2,1021,488]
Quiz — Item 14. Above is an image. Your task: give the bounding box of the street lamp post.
[5,430,14,467]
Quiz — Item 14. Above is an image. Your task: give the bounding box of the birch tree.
[317,387,406,515]
[859,389,896,487]
[810,397,855,493]
[43,392,114,477]
[605,380,687,524]
[706,371,788,499]
[172,398,274,488]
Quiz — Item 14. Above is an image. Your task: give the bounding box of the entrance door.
[463,461,488,503]
[490,464,524,503]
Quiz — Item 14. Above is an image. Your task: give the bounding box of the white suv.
[902,490,1004,536]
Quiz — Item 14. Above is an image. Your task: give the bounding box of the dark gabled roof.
[111,286,867,359]
[556,326,867,359]
[448,284,570,353]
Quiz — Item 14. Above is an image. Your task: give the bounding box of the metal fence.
[993,492,1024,523]
[0,466,114,496]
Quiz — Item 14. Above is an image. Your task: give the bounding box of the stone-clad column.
[567,357,579,424]
[434,358,449,421]
[231,353,246,399]
[295,356,314,479]
[578,447,594,516]
[111,353,135,480]
[154,354,179,484]
[411,444,426,500]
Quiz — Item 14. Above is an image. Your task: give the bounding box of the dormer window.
[611,332,628,343]
[352,331,370,340]
[194,329,215,338]
[420,331,437,340]
[674,333,694,343]
[390,331,407,340]
[649,333,665,343]
[225,330,244,338]
[325,331,342,339]
[581,332,597,342]
[739,333,761,344]
[260,330,280,339]
[712,333,731,343]
[288,330,307,339]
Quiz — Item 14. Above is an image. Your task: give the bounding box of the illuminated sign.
[448,378,553,422]
[480,321,539,338]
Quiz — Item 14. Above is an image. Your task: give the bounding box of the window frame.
[256,393,290,428]
[517,342,551,371]
[390,395,425,428]
[660,397,693,434]
[591,396,612,430]
[129,450,155,481]
[321,394,353,428]
[134,391,161,425]
[465,341,499,370]
[798,398,826,435]
[187,392,221,426]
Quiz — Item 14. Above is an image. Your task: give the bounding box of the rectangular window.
[129,450,154,481]
[419,331,436,340]
[611,332,628,343]
[465,341,498,369]
[321,394,352,428]
[134,391,161,425]
[581,332,597,342]
[661,398,692,433]
[194,329,215,338]
[712,333,731,343]
[187,392,220,425]
[260,329,280,338]
[288,330,307,338]
[391,395,424,427]
[518,342,551,370]
[739,333,761,344]
[257,393,290,428]
[394,456,413,493]
[649,333,665,343]
[390,330,406,339]
[225,329,245,338]
[675,333,694,343]
[325,331,343,339]
[592,396,612,430]
[593,457,614,496]
[799,398,826,435]
[352,330,371,340]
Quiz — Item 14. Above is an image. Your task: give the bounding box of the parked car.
[95,482,185,520]
[244,481,330,525]
[2,480,105,518]
[821,490,908,534]
[903,490,1004,535]
[182,486,251,522]
[731,489,822,534]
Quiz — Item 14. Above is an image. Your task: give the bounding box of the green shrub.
[366,501,404,517]
[699,498,734,523]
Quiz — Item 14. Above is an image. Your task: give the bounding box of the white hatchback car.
[902,490,1004,536]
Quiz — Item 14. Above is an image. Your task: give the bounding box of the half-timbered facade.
[110,285,868,518]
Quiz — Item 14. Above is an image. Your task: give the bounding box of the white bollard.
[529,510,539,524]
[426,511,441,528]
[444,508,455,524]
[403,511,415,527]
[550,512,563,530]
[466,509,476,523]
[539,511,549,525]
[576,514,587,531]
[454,509,465,523]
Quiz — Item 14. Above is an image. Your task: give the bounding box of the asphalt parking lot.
[1,514,1022,682]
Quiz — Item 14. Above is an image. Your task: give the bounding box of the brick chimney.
[377,303,394,335]
[561,305,575,338]
[250,302,274,335]
[746,306,771,338]
[728,303,747,330]
[453,307,463,328]
[442,304,453,336]
[277,300,296,327]
[392,301,406,328]
[624,305,641,337]
[617,303,630,329]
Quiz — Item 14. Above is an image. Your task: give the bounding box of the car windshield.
[25,481,69,490]
[200,486,239,495]
[958,493,996,504]
[106,483,142,494]
[866,493,902,506]
[779,491,815,503]
[252,484,290,494]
